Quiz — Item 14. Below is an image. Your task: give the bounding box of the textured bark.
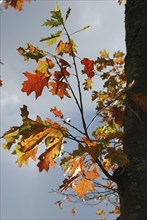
[117,1,147,220]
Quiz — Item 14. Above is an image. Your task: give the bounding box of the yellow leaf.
[96,209,105,215]
[99,50,109,58]
[73,177,95,198]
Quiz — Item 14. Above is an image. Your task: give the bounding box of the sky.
[0,0,125,219]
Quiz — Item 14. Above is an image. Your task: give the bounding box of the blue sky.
[1,1,125,219]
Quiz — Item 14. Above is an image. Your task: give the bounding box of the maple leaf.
[22,71,49,99]
[81,58,95,78]
[49,81,71,99]
[50,107,63,119]
[73,177,95,198]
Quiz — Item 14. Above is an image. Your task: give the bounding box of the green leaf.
[42,5,63,28]
[71,25,90,35]
[40,31,62,47]
[17,43,47,62]
[65,7,72,21]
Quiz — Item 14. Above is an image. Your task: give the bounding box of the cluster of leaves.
[3,0,32,11]
[2,3,131,219]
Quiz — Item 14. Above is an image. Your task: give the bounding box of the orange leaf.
[37,141,62,172]
[110,206,120,214]
[56,40,72,56]
[73,177,95,198]
[50,107,63,119]
[81,58,95,78]
[49,81,71,99]
[22,71,49,99]
[85,167,100,180]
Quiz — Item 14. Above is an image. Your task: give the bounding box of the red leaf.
[49,81,71,99]
[22,71,49,99]
[81,58,95,78]
[0,80,3,87]
[50,107,63,119]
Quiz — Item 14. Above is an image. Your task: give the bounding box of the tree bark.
[117,1,147,219]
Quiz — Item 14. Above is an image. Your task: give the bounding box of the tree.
[117,0,147,219]
[1,1,147,220]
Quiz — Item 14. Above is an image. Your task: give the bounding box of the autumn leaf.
[56,40,72,56]
[81,58,95,78]
[4,0,32,11]
[105,148,129,167]
[16,147,38,167]
[49,81,71,99]
[40,31,62,47]
[50,107,63,119]
[68,157,85,177]
[96,209,106,215]
[99,49,109,58]
[85,167,100,180]
[22,71,49,99]
[73,177,95,198]
[83,78,93,90]
[42,4,63,28]
[35,59,54,76]
[110,206,120,214]
[37,140,62,172]
[17,43,47,62]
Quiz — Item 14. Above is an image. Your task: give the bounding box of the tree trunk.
[117,1,147,219]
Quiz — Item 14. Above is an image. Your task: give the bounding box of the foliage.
[2,2,146,219]
[3,0,32,11]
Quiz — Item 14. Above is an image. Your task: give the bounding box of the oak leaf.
[50,107,63,119]
[56,40,72,56]
[22,71,49,99]
[81,58,95,78]
[49,81,71,99]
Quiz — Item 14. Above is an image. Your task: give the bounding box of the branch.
[63,23,89,138]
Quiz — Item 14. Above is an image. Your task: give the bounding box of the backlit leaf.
[22,71,49,99]
[73,177,95,198]
[40,31,62,47]
[49,81,71,99]
[50,107,63,119]
[17,43,47,62]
